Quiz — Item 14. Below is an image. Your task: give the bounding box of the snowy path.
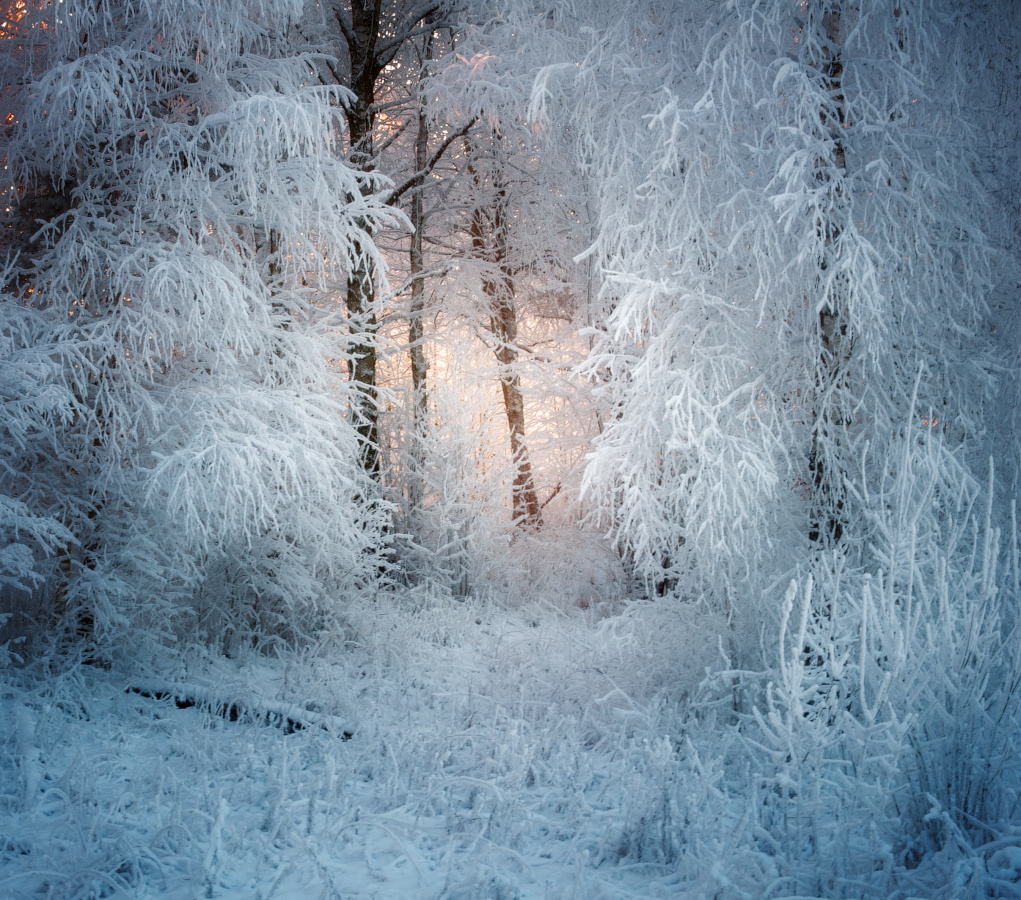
[1,594,734,899]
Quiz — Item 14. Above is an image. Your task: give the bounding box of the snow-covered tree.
[436,4,597,527]
[289,0,473,477]
[0,0,402,656]
[534,0,999,598]
[375,2,598,546]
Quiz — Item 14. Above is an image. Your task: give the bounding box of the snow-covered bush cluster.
[1,0,1020,896]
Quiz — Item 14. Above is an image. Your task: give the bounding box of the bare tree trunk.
[404,38,433,509]
[331,0,385,476]
[347,249,381,475]
[466,134,542,528]
[408,32,432,440]
[489,286,542,528]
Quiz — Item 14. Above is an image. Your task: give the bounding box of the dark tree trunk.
[408,31,432,441]
[327,0,450,477]
[467,134,542,528]
[808,2,851,546]
[333,0,385,476]
[346,247,381,475]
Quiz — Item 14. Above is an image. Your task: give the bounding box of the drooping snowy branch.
[0,0,404,654]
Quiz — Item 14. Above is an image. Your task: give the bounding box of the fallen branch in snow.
[125,680,354,739]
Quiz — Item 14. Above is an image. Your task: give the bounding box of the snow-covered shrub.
[732,574,908,896]
[863,461,1021,870]
[1,0,403,658]
[704,413,1021,896]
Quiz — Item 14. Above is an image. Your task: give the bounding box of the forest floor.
[1,588,741,900]
[2,583,1006,899]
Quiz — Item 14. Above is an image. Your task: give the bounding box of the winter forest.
[1,0,1020,896]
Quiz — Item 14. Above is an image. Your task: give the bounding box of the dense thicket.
[528,0,1021,880]
[0,0,401,658]
[529,0,998,594]
[0,0,1019,892]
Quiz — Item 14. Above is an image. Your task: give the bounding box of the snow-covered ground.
[1,591,739,900]
[2,587,1018,899]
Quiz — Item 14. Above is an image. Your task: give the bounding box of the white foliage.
[0,3,1018,896]
[2,0,403,654]
[540,0,998,596]
[0,260,77,599]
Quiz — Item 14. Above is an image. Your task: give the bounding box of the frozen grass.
[0,592,733,899]
[3,558,1020,900]
[3,476,1021,898]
